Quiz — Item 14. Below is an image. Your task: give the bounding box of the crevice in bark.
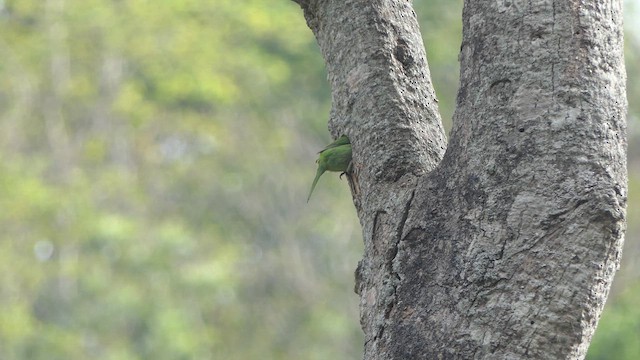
[393,38,414,74]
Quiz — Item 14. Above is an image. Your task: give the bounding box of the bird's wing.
[319,135,350,153]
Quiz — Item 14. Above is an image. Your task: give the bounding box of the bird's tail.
[307,167,324,203]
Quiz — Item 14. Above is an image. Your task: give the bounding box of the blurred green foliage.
[0,0,637,359]
[588,282,640,360]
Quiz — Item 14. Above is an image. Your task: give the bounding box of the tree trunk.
[292,0,627,358]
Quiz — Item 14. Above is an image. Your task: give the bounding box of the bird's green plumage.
[320,134,350,151]
[307,135,352,202]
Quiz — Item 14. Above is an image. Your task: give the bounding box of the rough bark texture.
[293,0,627,359]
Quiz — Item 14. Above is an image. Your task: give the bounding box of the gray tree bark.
[292,0,627,359]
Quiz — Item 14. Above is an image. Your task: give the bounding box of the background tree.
[292,0,627,358]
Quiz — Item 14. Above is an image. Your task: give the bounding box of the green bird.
[307,135,352,202]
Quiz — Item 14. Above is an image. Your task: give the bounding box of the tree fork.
[293,0,627,359]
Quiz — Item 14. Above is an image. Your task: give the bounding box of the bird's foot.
[340,161,353,179]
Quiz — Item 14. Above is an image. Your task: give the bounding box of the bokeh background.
[0,0,637,359]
